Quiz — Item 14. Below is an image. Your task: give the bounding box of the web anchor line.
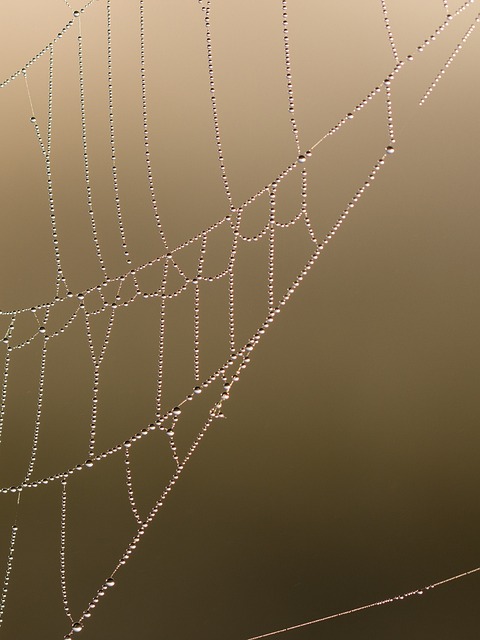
[245,566,480,640]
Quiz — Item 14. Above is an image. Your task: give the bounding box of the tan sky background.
[0,1,479,639]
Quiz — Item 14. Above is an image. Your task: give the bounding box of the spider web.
[0,1,479,638]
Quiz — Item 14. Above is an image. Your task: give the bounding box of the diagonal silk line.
[246,567,480,640]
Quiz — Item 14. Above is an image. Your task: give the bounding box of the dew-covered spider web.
[0,1,479,638]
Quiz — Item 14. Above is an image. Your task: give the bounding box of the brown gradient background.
[0,1,479,639]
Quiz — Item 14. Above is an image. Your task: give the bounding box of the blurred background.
[0,1,479,638]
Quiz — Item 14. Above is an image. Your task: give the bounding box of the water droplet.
[172,406,181,416]
[297,155,306,163]
[30,116,36,123]
[105,577,115,587]
[386,146,395,154]
[85,460,94,468]
[73,10,80,18]
[72,622,83,633]
[193,386,202,394]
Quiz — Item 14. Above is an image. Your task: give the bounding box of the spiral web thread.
[0,1,479,638]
